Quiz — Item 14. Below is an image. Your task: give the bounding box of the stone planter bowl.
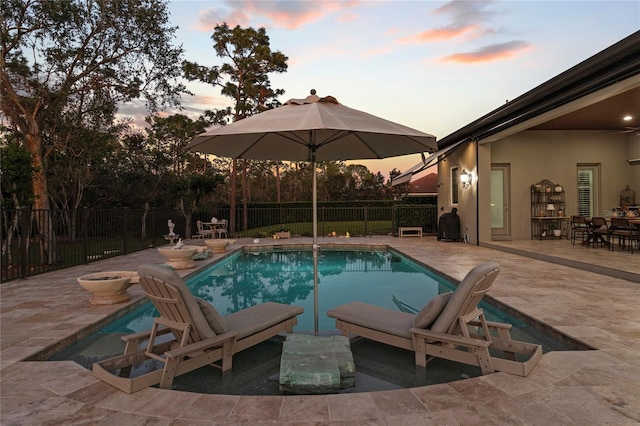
[77,272,133,305]
[157,245,198,269]
[204,239,236,254]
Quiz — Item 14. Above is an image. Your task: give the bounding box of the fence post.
[151,209,156,247]
[392,205,397,236]
[82,208,89,264]
[19,208,30,279]
[122,208,128,255]
[363,206,368,237]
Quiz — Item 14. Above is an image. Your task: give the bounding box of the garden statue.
[164,220,179,246]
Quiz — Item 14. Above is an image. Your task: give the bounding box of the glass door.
[491,164,510,238]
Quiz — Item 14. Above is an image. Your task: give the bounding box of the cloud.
[441,40,531,63]
[193,0,360,31]
[400,24,478,43]
[434,0,498,24]
[400,0,500,43]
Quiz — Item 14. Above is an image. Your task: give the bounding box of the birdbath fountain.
[157,220,198,269]
[204,238,236,254]
[77,272,136,305]
[157,243,198,269]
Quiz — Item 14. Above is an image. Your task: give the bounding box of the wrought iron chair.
[570,216,590,246]
[215,219,229,239]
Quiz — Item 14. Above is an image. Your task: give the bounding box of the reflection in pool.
[105,249,449,334]
[49,248,584,395]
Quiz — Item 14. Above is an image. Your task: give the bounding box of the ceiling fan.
[622,126,640,136]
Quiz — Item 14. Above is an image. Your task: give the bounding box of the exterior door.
[491,164,511,239]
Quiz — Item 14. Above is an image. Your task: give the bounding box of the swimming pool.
[49,248,584,394]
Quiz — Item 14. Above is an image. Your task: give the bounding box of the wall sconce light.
[460,170,472,189]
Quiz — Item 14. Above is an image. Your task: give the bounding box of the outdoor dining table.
[583,218,610,246]
[202,222,223,238]
[586,217,640,249]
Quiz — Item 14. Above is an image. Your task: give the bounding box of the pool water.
[48,248,584,394]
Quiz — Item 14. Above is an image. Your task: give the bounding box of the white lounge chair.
[328,262,542,377]
[93,264,303,393]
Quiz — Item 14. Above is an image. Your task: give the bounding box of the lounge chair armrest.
[122,326,172,343]
[165,331,239,359]
[410,327,492,349]
[471,320,513,331]
[482,321,513,330]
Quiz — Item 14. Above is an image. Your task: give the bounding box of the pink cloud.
[193,1,361,31]
[399,24,478,43]
[360,45,393,58]
[440,41,531,63]
[399,1,502,44]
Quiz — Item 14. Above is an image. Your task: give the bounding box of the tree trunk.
[141,202,149,240]
[242,159,249,231]
[24,133,57,264]
[229,159,237,235]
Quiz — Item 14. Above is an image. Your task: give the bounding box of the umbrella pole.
[312,156,319,336]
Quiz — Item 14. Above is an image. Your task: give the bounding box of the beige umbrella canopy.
[187,92,436,161]
[188,91,437,333]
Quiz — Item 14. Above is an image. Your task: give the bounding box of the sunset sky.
[162,0,639,179]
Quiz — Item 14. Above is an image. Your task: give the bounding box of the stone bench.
[279,334,355,394]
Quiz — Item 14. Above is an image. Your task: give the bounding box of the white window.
[577,165,599,217]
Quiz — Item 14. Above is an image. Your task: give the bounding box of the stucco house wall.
[489,130,636,240]
[437,131,638,243]
[437,142,478,243]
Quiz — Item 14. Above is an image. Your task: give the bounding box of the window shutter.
[577,169,593,217]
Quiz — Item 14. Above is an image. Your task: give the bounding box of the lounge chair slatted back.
[328,261,542,377]
[139,276,202,345]
[433,263,499,335]
[93,264,303,393]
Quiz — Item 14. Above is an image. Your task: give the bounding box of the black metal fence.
[1,205,437,282]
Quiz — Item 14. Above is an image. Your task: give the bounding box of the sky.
[161,0,640,180]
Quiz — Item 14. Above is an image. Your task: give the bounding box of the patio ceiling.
[531,85,640,132]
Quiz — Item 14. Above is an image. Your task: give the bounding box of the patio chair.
[196,220,214,239]
[215,219,229,239]
[570,215,590,246]
[610,217,639,253]
[327,262,542,377]
[590,217,610,248]
[93,264,303,393]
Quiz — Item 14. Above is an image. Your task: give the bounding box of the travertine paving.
[1,237,639,424]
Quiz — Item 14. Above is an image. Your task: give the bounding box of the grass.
[235,220,395,239]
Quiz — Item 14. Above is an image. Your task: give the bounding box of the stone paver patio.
[1,237,639,424]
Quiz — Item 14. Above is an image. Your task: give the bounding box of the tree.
[1,0,184,263]
[0,139,35,265]
[184,23,288,234]
[388,168,411,199]
[145,113,223,236]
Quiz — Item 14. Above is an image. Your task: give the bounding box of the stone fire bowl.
[204,239,236,254]
[77,272,133,305]
[157,245,199,269]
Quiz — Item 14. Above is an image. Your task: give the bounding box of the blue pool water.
[48,248,584,395]
[103,248,454,334]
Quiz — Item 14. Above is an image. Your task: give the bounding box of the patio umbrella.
[188,91,437,333]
